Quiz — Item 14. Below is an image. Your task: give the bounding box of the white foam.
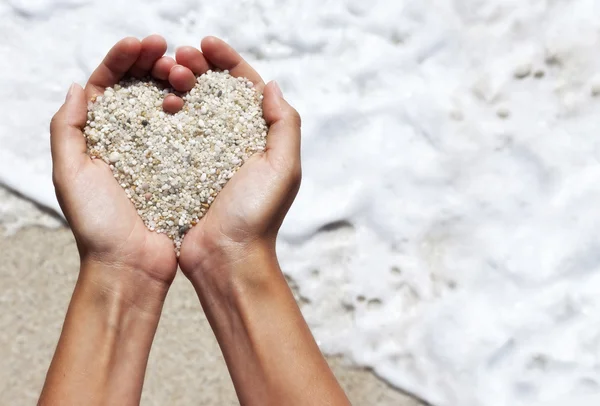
[3,0,600,404]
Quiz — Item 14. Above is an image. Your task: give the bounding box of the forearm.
[188,241,350,406]
[39,259,170,406]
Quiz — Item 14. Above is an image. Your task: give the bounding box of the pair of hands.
[50,35,302,286]
[46,41,351,405]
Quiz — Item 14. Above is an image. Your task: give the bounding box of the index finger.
[200,36,265,90]
[85,37,142,99]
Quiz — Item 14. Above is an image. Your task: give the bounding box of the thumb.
[262,81,302,163]
[50,83,88,174]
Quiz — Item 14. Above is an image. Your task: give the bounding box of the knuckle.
[272,154,300,180]
[52,169,63,189]
[50,111,63,134]
[51,165,72,191]
[49,115,59,133]
[286,107,302,128]
[288,162,302,186]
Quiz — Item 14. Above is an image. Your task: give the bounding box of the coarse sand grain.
[83,71,268,254]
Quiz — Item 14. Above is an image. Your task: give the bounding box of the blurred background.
[3,1,600,405]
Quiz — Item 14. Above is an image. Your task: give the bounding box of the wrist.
[79,258,170,318]
[182,233,283,302]
[181,229,276,276]
[40,260,169,405]
[181,234,347,406]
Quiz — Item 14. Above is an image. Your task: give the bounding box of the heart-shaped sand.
[83,71,268,253]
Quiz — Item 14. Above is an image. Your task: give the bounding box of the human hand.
[168,40,351,406]
[173,37,303,282]
[44,36,210,406]
[50,35,191,284]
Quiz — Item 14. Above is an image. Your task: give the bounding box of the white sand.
[84,73,267,251]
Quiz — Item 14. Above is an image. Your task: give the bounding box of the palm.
[67,158,177,280]
[52,36,181,283]
[183,154,289,247]
[153,37,302,272]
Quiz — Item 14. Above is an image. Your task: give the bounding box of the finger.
[263,81,301,162]
[151,56,176,80]
[200,36,264,89]
[175,46,210,75]
[130,34,168,78]
[163,94,184,114]
[50,83,88,174]
[169,65,196,92]
[86,37,142,99]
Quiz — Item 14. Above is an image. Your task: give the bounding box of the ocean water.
[2,0,600,404]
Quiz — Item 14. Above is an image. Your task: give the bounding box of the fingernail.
[65,83,75,101]
[272,81,284,99]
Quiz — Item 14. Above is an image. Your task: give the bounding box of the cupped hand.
[174,37,303,277]
[50,35,185,284]
[51,35,301,284]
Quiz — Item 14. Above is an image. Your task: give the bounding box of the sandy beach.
[5,1,600,403]
[0,199,422,405]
